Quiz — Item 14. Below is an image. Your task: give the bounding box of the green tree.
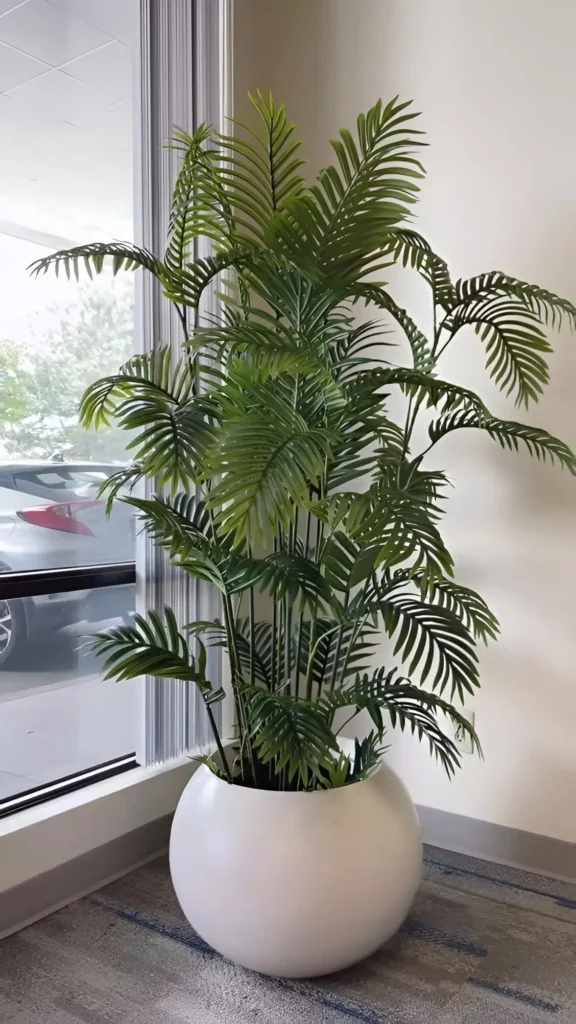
[0,280,133,461]
[0,340,32,426]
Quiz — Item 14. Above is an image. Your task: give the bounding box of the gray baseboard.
[0,813,173,940]
[2,805,572,940]
[417,805,576,882]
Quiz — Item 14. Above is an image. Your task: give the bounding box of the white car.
[0,462,135,667]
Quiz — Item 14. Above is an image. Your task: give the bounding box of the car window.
[12,468,113,499]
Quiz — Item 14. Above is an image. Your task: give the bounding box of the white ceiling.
[0,0,137,243]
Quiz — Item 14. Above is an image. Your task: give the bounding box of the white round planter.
[170,753,422,978]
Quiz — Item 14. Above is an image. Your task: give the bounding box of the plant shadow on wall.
[31,94,576,792]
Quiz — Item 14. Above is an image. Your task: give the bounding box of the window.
[0,0,139,811]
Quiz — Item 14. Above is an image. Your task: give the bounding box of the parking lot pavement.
[0,626,138,802]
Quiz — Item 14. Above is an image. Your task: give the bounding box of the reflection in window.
[0,0,140,809]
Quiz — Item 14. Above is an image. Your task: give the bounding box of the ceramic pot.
[170,753,421,978]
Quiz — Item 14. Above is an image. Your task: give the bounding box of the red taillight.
[17,500,102,536]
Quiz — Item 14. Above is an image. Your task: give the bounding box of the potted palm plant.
[32,94,576,978]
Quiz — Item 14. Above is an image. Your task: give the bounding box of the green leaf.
[123,493,212,559]
[353,366,488,416]
[271,97,424,280]
[441,296,551,407]
[28,241,164,282]
[345,469,454,581]
[164,248,249,311]
[352,283,434,371]
[206,379,333,544]
[377,591,479,701]
[193,753,229,780]
[453,271,576,332]
[244,687,339,785]
[428,409,576,471]
[91,609,224,706]
[350,733,387,781]
[98,464,145,516]
[80,348,214,493]
[384,229,457,310]
[217,90,306,244]
[296,617,378,689]
[165,125,231,275]
[259,550,332,609]
[325,667,481,776]
[414,572,499,644]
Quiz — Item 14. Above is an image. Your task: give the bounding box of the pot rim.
[192,736,387,799]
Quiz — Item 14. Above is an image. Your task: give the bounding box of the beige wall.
[234,0,576,843]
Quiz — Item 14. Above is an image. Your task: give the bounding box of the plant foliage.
[31,93,576,790]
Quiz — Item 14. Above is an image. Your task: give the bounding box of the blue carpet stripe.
[400,918,487,957]
[97,900,390,1023]
[425,857,576,910]
[467,976,560,1013]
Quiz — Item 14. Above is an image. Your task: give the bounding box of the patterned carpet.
[0,845,574,1022]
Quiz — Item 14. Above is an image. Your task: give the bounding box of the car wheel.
[0,598,26,669]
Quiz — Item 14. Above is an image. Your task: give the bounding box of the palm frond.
[453,271,576,331]
[271,97,424,280]
[354,365,488,416]
[352,282,434,372]
[345,470,455,581]
[414,572,499,644]
[165,125,231,277]
[80,348,214,493]
[297,616,378,690]
[441,296,551,407]
[349,732,388,782]
[259,550,332,609]
[217,90,306,244]
[244,687,339,785]
[428,409,576,471]
[29,241,163,282]
[92,608,224,705]
[164,248,248,311]
[375,588,479,701]
[385,229,457,310]
[98,464,144,515]
[205,377,333,543]
[123,493,212,558]
[324,667,480,775]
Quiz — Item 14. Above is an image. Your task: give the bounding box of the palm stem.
[294,508,312,698]
[205,705,233,782]
[329,591,349,691]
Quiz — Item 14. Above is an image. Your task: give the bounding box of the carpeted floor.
[0,845,574,1022]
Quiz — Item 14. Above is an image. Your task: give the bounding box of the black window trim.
[0,561,136,600]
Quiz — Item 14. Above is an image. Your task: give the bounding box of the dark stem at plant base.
[222,591,257,784]
[205,704,233,782]
[294,508,312,698]
[329,590,350,691]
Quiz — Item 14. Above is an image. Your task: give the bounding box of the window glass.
[0,0,140,804]
[0,0,137,570]
[0,583,137,804]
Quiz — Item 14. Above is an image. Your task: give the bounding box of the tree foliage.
[0,281,133,460]
[31,93,576,790]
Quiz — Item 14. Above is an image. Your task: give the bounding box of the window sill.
[0,754,197,895]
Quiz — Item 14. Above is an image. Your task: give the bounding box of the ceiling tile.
[5,67,113,127]
[0,1,28,14]
[0,40,49,92]
[48,0,138,47]
[0,0,111,67]
[62,39,131,104]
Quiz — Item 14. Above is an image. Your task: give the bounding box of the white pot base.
[170,758,422,978]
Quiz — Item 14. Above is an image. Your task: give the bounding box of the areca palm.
[31,92,576,789]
